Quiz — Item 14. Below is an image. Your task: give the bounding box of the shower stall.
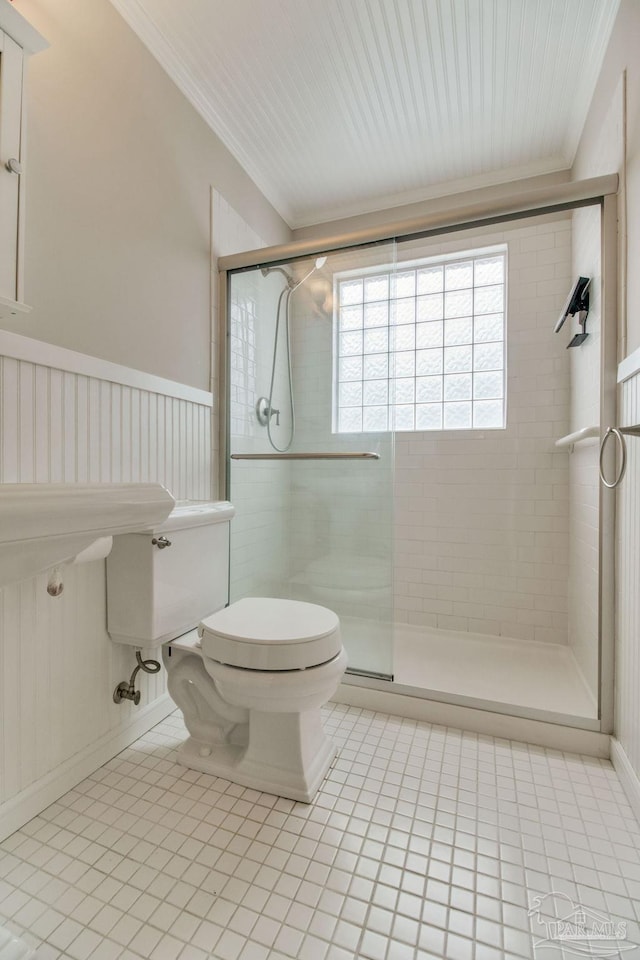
[218,175,618,740]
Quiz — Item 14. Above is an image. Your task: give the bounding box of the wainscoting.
[0,331,213,839]
[616,356,640,789]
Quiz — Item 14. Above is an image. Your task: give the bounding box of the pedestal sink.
[0,483,175,588]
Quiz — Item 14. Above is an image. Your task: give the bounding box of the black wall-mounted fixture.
[554,276,591,347]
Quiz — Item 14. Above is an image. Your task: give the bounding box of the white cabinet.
[0,0,46,315]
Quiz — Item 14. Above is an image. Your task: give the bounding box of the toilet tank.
[107,500,234,647]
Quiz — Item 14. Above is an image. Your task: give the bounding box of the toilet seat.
[199,597,341,671]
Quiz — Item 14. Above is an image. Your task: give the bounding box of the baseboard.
[0,695,175,842]
[333,683,610,758]
[610,738,640,821]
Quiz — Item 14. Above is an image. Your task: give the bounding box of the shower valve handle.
[256,397,280,427]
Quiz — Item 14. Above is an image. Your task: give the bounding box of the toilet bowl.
[107,502,347,803]
[165,598,347,801]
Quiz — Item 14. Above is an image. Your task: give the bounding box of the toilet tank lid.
[146,500,235,534]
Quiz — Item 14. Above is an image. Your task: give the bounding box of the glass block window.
[334,248,506,432]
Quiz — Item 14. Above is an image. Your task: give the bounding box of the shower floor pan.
[339,616,598,723]
[392,622,598,721]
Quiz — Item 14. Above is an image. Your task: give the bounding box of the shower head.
[289,255,329,292]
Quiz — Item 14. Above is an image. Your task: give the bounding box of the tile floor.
[0,705,639,960]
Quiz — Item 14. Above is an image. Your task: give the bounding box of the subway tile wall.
[288,217,573,644]
[211,191,290,604]
[567,206,601,701]
[287,288,394,630]
[392,218,572,641]
[226,271,291,603]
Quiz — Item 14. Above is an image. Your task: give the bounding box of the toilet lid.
[199,597,341,671]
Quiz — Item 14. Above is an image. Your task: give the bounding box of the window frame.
[332,244,508,435]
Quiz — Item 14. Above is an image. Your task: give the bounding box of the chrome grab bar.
[599,424,640,489]
[230,451,380,461]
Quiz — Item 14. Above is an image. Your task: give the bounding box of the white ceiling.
[110,0,620,229]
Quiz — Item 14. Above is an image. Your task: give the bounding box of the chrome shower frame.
[217,173,618,740]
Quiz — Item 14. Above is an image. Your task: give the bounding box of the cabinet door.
[0,30,24,302]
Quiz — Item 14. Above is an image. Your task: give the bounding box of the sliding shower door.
[226,243,397,679]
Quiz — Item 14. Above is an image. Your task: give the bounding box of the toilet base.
[175,708,338,803]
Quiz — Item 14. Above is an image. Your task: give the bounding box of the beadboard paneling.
[111,0,620,227]
[0,346,212,817]
[617,374,640,777]
[0,357,211,493]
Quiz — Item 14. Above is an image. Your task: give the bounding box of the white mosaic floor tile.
[0,705,638,960]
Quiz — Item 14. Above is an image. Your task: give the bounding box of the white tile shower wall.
[211,190,290,603]
[567,205,601,700]
[566,77,623,704]
[617,373,640,779]
[0,350,211,818]
[210,189,268,488]
[292,217,572,643]
[227,270,290,602]
[394,218,571,641]
[287,260,394,631]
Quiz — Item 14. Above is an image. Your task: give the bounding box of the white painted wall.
[9,0,289,389]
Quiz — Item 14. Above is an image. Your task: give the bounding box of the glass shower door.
[227,242,396,679]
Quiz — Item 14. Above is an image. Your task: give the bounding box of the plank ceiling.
[110,0,620,228]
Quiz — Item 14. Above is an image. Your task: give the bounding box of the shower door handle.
[230,452,380,461]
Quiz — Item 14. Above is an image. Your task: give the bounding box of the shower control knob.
[151,536,172,549]
[256,397,270,426]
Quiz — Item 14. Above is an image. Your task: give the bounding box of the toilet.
[106,500,347,803]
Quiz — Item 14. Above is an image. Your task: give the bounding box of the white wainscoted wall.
[615,360,640,809]
[0,331,213,839]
